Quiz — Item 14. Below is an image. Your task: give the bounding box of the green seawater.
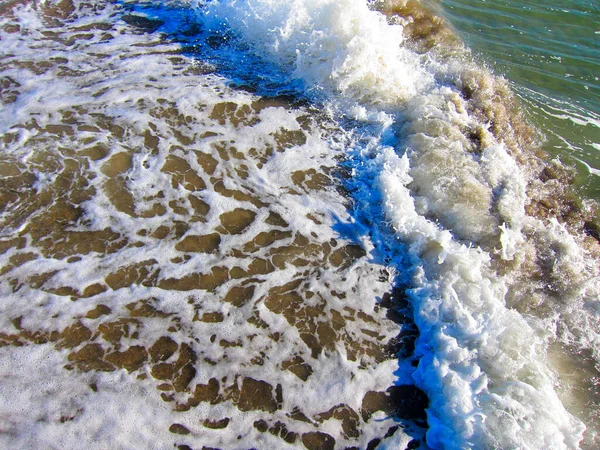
[431,0,600,198]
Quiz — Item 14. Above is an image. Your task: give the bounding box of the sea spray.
[200,0,434,104]
[377,148,583,449]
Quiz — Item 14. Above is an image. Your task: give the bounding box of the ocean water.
[0,1,598,449]
[430,0,600,197]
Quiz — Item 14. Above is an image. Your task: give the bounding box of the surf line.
[196,0,588,447]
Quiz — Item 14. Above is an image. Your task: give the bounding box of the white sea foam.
[1,0,599,448]
[377,147,585,449]
[0,345,178,449]
[201,0,433,106]
[0,0,417,448]
[198,0,599,447]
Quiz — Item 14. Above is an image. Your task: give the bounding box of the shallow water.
[0,0,599,449]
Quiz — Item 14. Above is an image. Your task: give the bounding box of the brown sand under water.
[0,0,428,448]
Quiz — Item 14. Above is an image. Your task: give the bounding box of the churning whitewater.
[0,0,599,449]
[198,0,600,447]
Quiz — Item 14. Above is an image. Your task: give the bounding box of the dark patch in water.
[121,14,164,33]
[584,221,600,242]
